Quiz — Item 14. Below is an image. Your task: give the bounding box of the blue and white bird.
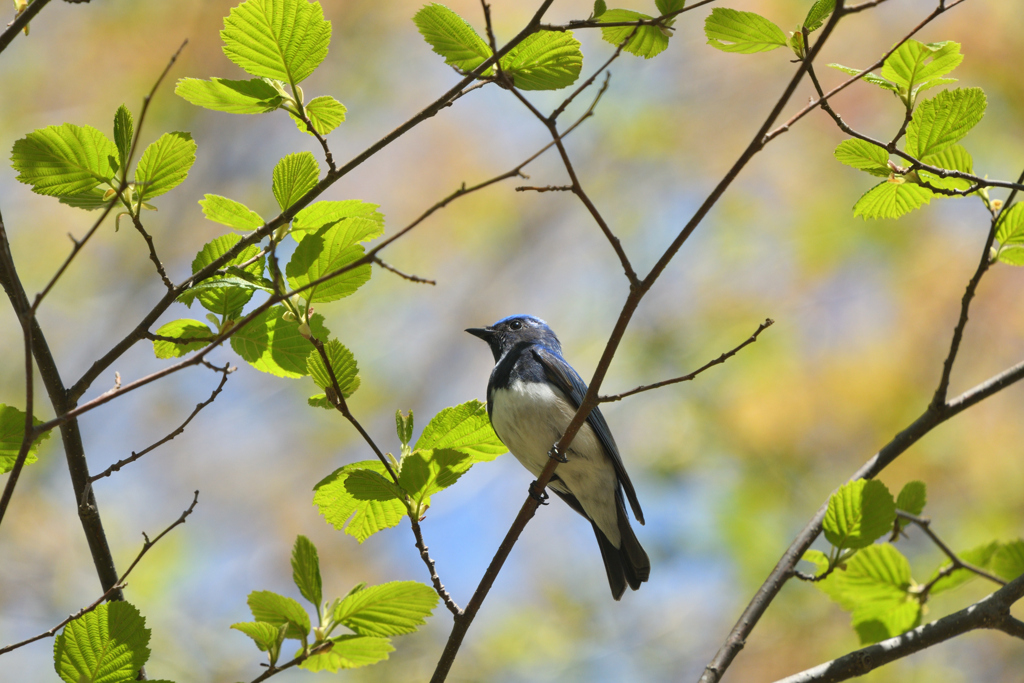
[467,314,649,600]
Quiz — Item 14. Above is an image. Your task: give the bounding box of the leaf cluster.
[313,401,506,541]
[231,536,439,672]
[803,479,1024,645]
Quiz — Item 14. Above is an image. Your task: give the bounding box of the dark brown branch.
[931,168,1024,407]
[410,518,461,616]
[515,185,572,193]
[0,490,198,656]
[601,318,773,402]
[129,213,174,291]
[773,572,1024,683]
[0,212,35,527]
[538,0,717,31]
[88,362,232,482]
[371,257,436,285]
[508,39,639,285]
[247,641,335,683]
[295,109,336,172]
[0,0,50,54]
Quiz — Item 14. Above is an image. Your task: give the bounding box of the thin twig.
[247,641,335,683]
[295,110,336,172]
[539,0,717,31]
[0,491,199,656]
[129,213,174,291]
[89,363,233,482]
[410,519,461,616]
[896,511,1007,595]
[931,167,1024,408]
[371,256,436,285]
[515,185,572,192]
[601,319,773,402]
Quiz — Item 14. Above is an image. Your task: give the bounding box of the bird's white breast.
[490,378,621,546]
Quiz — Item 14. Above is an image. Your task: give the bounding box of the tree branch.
[0,490,198,657]
[601,318,773,402]
[772,572,1024,683]
[88,362,233,482]
[0,0,50,54]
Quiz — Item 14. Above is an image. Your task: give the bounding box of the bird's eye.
[509,319,523,330]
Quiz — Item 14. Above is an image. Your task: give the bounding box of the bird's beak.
[465,327,493,342]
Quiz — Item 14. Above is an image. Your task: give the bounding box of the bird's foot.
[528,481,549,505]
[548,444,568,463]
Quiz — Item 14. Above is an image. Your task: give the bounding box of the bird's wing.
[532,346,644,524]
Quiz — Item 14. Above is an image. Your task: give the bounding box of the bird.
[466,314,649,600]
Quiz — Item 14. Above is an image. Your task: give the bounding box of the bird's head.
[466,314,561,362]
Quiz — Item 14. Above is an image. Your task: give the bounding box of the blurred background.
[1,0,1023,681]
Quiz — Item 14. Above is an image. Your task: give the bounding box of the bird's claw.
[548,444,568,463]
[529,481,549,505]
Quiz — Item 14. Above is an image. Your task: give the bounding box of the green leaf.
[298,635,393,672]
[177,271,274,309]
[307,339,360,398]
[291,95,347,136]
[828,63,898,93]
[396,410,414,447]
[135,132,196,202]
[894,480,926,517]
[399,448,472,507]
[113,105,133,175]
[291,535,322,610]
[501,31,583,90]
[334,581,438,637]
[231,621,282,652]
[412,3,493,73]
[185,234,264,317]
[221,0,332,85]
[816,544,917,644]
[231,307,329,378]
[286,218,375,303]
[58,187,117,211]
[599,10,669,60]
[995,203,1024,246]
[655,0,685,15]
[992,540,1024,581]
[272,151,319,211]
[801,549,830,578]
[200,194,264,231]
[834,139,890,177]
[906,88,986,159]
[415,399,506,460]
[247,590,310,640]
[11,123,117,197]
[175,77,284,114]
[593,0,607,18]
[0,404,51,475]
[881,40,962,93]
[853,179,933,220]
[803,0,835,32]
[997,247,1024,266]
[152,319,215,359]
[929,541,1001,595]
[704,8,786,54]
[823,479,896,550]
[292,200,384,241]
[313,460,406,543]
[920,144,974,192]
[54,601,150,683]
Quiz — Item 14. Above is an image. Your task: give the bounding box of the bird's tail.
[594,500,650,601]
